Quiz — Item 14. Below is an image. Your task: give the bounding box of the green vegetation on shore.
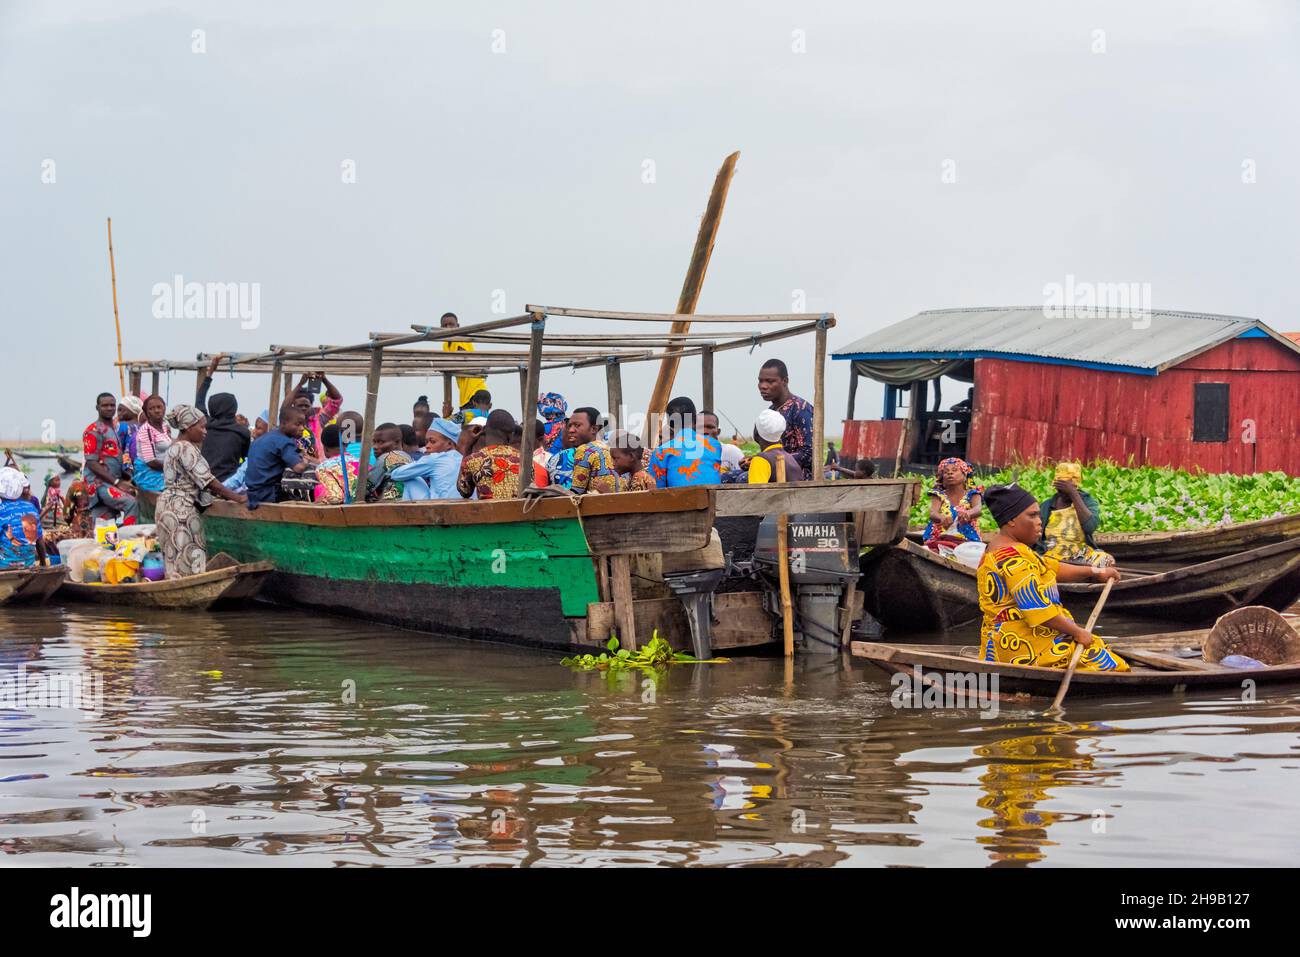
[906,462,1300,532]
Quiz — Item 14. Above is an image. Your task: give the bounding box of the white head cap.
[754,409,786,443]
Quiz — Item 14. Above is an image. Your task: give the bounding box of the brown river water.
[2,603,1298,867]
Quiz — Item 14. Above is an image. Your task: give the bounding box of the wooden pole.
[442,371,454,418]
[700,346,714,413]
[847,366,859,420]
[107,217,125,394]
[610,554,637,651]
[1047,578,1114,714]
[283,371,294,404]
[518,367,529,422]
[644,151,740,444]
[268,360,284,425]
[150,371,160,398]
[129,370,142,396]
[605,358,623,429]
[776,455,795,657]
[518,312,545,478]
[812,316,828,480]
[893,382,918,477]
[354,346,384,503]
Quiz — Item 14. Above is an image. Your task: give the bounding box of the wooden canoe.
[56,558,273,610]
[852,631,1300,696]
[860,537,1300,631]
[906,511,1300,564]
[0,565,68,606]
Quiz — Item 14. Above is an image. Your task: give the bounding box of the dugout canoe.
[906,511,1300,564]
[852,631,1300,697]
[0,565,67,606]
[859,537,1300,631]
[138,479,919,651]
[56,557,273,610]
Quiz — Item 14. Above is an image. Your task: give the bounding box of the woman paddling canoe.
[978,484,1129,672]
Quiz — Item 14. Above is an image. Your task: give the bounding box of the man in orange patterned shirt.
[456,410,522,500]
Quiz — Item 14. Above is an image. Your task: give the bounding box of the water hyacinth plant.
[907,462,1300,532]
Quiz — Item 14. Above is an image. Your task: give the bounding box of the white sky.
[3,0,1298,442]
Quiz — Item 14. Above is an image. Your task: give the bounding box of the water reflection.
[0,605,1298,866]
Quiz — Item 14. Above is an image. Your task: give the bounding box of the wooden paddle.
[1046,577,1115,714]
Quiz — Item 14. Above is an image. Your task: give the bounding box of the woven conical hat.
[1203,606,1300,665]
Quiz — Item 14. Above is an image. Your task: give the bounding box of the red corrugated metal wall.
[840,419,903,461]
[968,339,1300,474]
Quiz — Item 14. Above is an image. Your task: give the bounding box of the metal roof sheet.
[832,306,1299,374]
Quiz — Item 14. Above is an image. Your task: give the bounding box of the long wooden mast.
[645,151,739,440]
[107,217,125,394]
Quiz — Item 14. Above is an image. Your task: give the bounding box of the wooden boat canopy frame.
[120,305,837,503]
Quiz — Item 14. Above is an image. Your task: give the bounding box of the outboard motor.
[662,530,725,659]
[753,512,859,654]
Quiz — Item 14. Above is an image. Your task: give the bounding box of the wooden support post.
[128,370,142,396]
[700,346,714,413]
[150,371,160,398]
[442,371,454,419]
[519,367,529,423]
[846,366,858,420]
[268,360,284,425]
[605,358,623,429]
[610,554,637,651]
[776,455,795,657]
[518,312,545,477]
[812,316,828,480]
[283,372,294,404]
[354,345,384,503]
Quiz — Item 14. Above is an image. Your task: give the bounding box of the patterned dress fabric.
[569,440,620,494]
[458,445,521,500]
[157,440,215,578]
[977,542,1128,672]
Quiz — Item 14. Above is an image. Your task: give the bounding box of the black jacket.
[196,377,251,481]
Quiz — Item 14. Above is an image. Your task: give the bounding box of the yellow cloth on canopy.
[443,340,487,409]
[977,542,1128,671]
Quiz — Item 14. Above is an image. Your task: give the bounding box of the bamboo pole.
[644,151,739,444]
[354,346,384,503]
[107,217,125,394]
[700,346,714,413]
[812,316,828,480]
[776,455,795,657]
[518,312,546,479]
[605,358,623,429]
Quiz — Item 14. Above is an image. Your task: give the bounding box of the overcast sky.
[3,0,1297,443]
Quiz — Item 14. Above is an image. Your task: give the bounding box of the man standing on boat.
[440,312,488,418]
[82,393,140,526]
[757,358,814,475]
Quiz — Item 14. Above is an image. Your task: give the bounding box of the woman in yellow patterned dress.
[977,484,1129,672]
[1038,461,1114,568]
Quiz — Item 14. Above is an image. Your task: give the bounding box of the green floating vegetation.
[562,632,728,674]
[908,461,1300,532]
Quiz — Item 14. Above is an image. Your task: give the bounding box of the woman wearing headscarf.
[132,394,172,493]
[155,405,247,578]
[0,466,44,568]
[977,484,1127,672]
[1038,462,1113,567]
[537,392,568,456]
[922,456,984,551]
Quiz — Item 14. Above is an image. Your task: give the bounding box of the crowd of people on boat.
[5,313,842,579]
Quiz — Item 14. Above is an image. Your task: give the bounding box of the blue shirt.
[0,498,42,568]
[649,428,722,488]
[391,451,463,500]
[244,432,302,505]
[548,447,576,489]
[343,441,377,466]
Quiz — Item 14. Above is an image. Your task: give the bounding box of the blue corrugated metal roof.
[832,306,1299,374]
